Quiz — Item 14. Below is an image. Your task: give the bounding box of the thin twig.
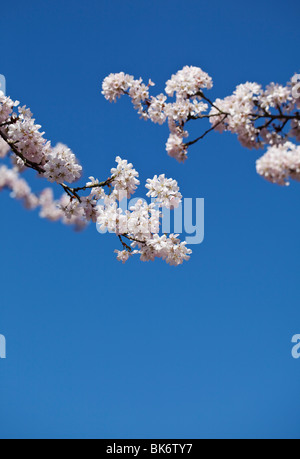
[185,114,228,147]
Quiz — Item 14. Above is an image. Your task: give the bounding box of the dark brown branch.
[0,128,45,174]
[118,235,132,252]
[185,114,228,147]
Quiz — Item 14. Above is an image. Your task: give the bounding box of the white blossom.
[148,94,167,124]
[0,91,16,124]
[0,137,10,158]
[146,174,182,208]
[6,106,51,163]
[110,156,140,197]
[43,143,82,184]
[256,142,300,185]
[165,65,213,98]
[166,133,188,162]
[102,72,134,102]
[102,68,299,174]
[0,88,192,267]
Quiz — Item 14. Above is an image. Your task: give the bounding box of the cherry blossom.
[0,90,191,266]
[43,143,82,184]
[256,142,300,186]
[0,137,10,158]
[110,156,140,198]
[165,65,213,98]
[102,66,300,183]
[146,174,182,209]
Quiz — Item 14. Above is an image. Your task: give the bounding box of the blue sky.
[0,0,300,439]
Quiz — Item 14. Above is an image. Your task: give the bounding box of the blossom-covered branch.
[0,90,191,265]
[102,66,300,186]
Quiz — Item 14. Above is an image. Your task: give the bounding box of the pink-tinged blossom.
[0,137,10,158]
[259,83,292,110]
[115,249,136,264]
[0,165,38,209]
[146,174,182,208]
[0,91,16,124]
[209,80,298,151]
[290,119,300,142]
[136,234,192,266]
[165,65,213,98]
[43,143,82,184]
[96,173,191,266]
[101,66,214,162]
[166,133,188,162]
[0,88,192,266]
[110,156,140,197]
[148,94,167,125]
[0,131,190,264]
[102,68,300,181]
[256,142,300,185]
[7,106,51,164]
[102,72,134,102]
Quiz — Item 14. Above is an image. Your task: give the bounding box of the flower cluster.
[209,80,296,149]
[110,156,140,197]
[0,90,16,124]
[39,188,87,229]
[0,164,39,209]
[114,232,192,266]
[0,137,10,158]
[0,87,191,266]
[97,199,160,237]
[136,233,192,266]
[102,72,154,118]
[6,105,51,163]
[290,119,300,142]
[101,72,134,102]
[0,94,83,187]
[146,174,182,208]
[209,82,263,149]
[43,143,82,184]
[165,65,213,98]
[256,142,300,186]
[96,162,191,266]
[102,66,212,162]
[0,164,88,229]
[102,67,300,184]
